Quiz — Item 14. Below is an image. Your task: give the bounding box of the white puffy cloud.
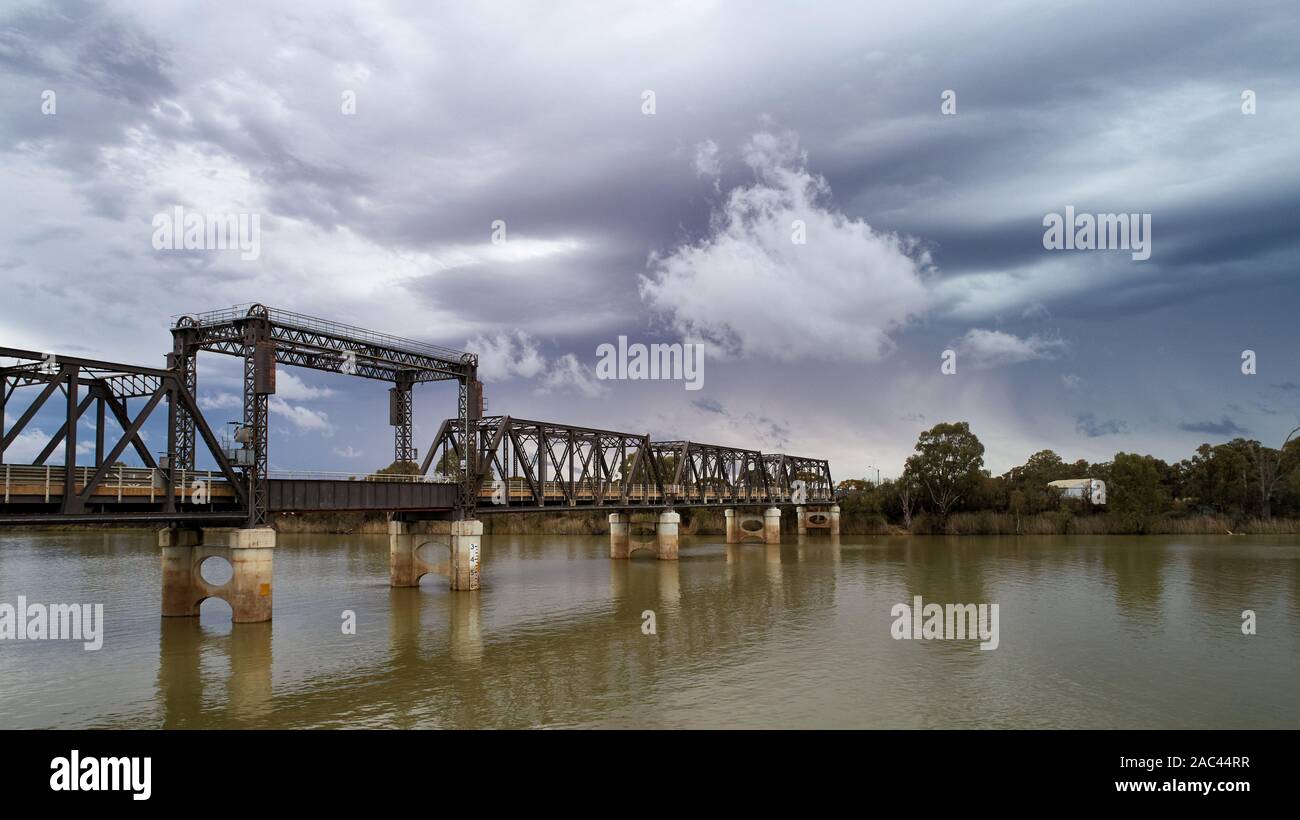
[275,371,334,401]
[693,139,721,182]
[269,397,333,434]
[467,330,547,382]
[955,328,1067,369]
[641,131,932,362]
[2,427,52,462]
[200,392,242,410]
[534,354,608,399]
[468,331,609,398]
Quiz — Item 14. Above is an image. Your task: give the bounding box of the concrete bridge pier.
[390,518,481,590]
[159,526,275,623]
[449,519,483,590]
[608,512,630,558]
[764,507,782,544]
[656,510,680,560]
[608,510,678,560]
[796,504,842,536]
[725,507,779,544]
[389,519,443,587]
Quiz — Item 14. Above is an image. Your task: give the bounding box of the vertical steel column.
[391,373,416,465]
[0,376,6,463]
[242,313,273,527]
[456,362,480,518]
[170,324,198,470]
[164,379,177,513]
[94,391,106,468]
[60,365,82,513]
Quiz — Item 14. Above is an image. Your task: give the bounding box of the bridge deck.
[0,464,830,525]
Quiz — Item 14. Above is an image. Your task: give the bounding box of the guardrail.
[266,469,456,484]
[0,463,458,505]
[0,465,824,507]
[0,464,228,504]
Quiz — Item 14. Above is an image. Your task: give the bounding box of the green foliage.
[907,421,985,518]
[1103,452,1167,530]
[375,459,421,477]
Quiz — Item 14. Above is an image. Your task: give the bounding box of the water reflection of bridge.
[154,534,842,728]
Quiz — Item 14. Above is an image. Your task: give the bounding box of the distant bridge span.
[0,305,838,621]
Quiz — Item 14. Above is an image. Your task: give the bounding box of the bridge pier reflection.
[159,526,275,623]
[157,617,273,727]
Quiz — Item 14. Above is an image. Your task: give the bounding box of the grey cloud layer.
[1,0,1297,474]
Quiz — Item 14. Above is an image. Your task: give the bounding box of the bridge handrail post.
[117,464,123,502]
[3,463,8,504]
[45,464,50,503]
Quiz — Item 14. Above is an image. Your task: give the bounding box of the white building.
[1047,478,1106,505]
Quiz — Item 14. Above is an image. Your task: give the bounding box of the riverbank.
[275,509,1300,536]
[12,509,1298,536]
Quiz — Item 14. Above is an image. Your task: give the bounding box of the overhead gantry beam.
[171,303,474,384]
[169,303,482,523]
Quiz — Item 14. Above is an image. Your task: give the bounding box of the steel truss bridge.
[0,305,832,528]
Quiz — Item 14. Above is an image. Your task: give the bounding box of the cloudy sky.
[2,0,1298,479]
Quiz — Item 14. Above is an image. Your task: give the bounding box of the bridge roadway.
[0,305,838,624]
[0,461,830,524]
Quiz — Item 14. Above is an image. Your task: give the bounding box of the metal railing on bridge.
[0,463,457,505]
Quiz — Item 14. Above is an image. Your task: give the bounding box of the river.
[1,530,1297,728]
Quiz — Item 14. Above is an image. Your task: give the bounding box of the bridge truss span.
[0,347,248,524]
[421,414,834,511]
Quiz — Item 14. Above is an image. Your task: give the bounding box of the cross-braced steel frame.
[421,415,833,510]
[0,347,248,524]
[421,416,664,510]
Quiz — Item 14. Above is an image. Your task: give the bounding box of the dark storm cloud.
[1179,417,1250,438]
[1076,413,1129,438]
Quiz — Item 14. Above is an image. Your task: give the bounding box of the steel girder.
[762,453,834,503]
[648,440,768,505]
[0,347,248,517]
[419,414,833,510]
[422,415,665,510]
[172,303,476,384]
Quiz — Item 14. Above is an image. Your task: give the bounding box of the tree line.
[837,421,1300,532]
